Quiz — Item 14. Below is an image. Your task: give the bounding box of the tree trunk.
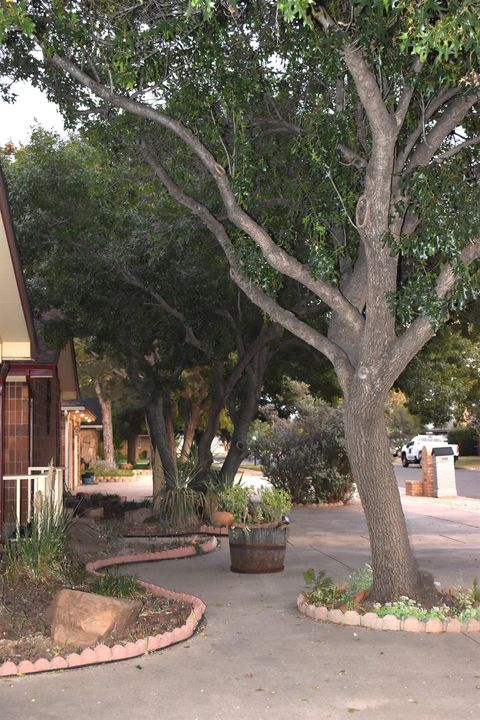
[152,447,166,512]
[197,364,225,475]
[343,384,436,605]
[127,432,137,465]
[221,350,268,480]
[145,395,177,488]
[163,396,177,466]
[181,401,204,462]
[94,380,116,468]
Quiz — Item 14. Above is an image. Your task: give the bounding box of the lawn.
[456,456,480,469]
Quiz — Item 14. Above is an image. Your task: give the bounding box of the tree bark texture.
[221,348,270,480]
[127,432,137,465]
[343,384,429,603]
[94,380,116,468]
[180,400,205,462]
[145,395,177,488]
[163,396,177,467]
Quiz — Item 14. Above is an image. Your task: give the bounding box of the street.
[394,463,480,499]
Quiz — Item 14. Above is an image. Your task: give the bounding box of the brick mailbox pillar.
[431,446,457,497]
[422,446,435,497]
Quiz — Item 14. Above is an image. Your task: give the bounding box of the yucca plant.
[158,458,205,530]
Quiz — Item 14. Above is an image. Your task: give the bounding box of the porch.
[2,465,63,537]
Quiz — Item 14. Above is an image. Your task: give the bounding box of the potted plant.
[81,463,95,485]
[205,476,243,528]
[219,485,292,573]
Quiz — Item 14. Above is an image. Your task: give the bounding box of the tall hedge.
[448,427,479,456]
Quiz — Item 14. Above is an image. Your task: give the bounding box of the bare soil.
[0,534,200,666]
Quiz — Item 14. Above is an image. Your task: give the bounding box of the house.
[0,168,89,537]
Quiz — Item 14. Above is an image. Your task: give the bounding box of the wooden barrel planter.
[228,524,288,573]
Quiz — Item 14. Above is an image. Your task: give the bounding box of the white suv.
[400,435,459,467]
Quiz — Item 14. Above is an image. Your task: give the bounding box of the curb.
[0,536,218,678]
[297,593,480,634]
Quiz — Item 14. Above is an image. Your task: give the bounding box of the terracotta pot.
[211,510,234,528]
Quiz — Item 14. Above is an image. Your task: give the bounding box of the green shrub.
[217,484,250,522]
[448,426,479,456]
[93,467,134,477]
[252,390,353,504]
[258,487,292,524]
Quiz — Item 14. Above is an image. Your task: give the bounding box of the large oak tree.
[2,1,479,602]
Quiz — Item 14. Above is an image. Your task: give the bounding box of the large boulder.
[50,589,142,649]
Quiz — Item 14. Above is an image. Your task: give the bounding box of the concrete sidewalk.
[2,494,480,719]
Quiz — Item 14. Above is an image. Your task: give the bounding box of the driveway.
[1,494,480,720]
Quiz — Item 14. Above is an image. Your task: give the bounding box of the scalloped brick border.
[198,524,229,536]
[297,593,480,634]
[0,536,218,678]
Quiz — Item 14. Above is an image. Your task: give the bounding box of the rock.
[50,589,141,649]
[124,507,153,524]
[67,519,108,556]
[84,507,104,520]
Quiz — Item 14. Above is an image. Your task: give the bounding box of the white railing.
[3,466,64,526]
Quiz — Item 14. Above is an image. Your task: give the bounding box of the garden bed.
[297,592,480,633]
[0,535,216,676]
[298,566,480,634]
[0,579,192,665]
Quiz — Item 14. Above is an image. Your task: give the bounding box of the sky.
[1,81,66,146]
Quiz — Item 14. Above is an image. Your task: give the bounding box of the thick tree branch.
[342,45,397,143]
[394,56,423,128]
[385,237,480,385]
[338,143,367,168]
[395,87,461,173]
[229,268,353,388]
[137,141,354,385]
[120,267,206,352]
[403,92,480,175]
[434,135,480,163]
[48,52,365,337]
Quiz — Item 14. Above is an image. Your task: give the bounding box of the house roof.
[62,399,97,423]
[0,167,38,360]
[80,397,103,426]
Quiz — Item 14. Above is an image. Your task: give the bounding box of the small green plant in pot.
[226,486,292,574]
[204,472,243,527]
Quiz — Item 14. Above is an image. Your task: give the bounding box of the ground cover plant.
[302,567,480,623]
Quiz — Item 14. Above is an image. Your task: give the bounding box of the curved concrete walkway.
[1,496,480,719]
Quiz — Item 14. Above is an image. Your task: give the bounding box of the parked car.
[400,435,459,467]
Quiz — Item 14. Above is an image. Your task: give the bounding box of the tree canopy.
[1,0,479,602]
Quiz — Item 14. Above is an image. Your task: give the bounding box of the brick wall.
[2,377,61,527]
[3,382,30,524]
[30,377,60,467]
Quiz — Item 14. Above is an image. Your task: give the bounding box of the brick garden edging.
[0,536,218,678]
[297,593,480,633]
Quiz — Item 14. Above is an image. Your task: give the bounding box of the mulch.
[0,574,193,665]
